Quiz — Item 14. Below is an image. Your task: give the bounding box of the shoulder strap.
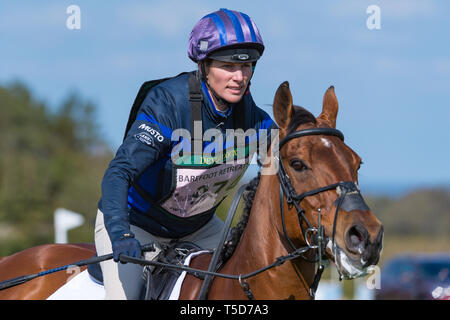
[188,72,246,157]
[232,97,246,130]
[123,72,187,141]
[188,72,203,156]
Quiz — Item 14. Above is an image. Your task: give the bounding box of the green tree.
[0,82,113,256]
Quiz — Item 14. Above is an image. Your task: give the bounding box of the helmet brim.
[207,46,262,63]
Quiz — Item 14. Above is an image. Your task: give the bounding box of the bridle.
[276,127,365,297]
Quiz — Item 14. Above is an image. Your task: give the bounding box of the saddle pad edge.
[168,250,209,300]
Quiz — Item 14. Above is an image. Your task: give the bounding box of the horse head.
[270,81,384,280]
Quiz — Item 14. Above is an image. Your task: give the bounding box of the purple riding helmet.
[188,8,265,63]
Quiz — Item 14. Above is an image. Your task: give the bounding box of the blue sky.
[1,1,449,193]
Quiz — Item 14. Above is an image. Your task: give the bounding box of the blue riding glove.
[112,233,142,263]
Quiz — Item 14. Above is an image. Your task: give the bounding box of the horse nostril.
[346,225,368,254]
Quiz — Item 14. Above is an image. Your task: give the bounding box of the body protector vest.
[99,71,275,241]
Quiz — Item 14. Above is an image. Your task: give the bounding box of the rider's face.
[205,60,253,107]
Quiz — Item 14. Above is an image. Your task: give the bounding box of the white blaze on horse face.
[321,138,331,148]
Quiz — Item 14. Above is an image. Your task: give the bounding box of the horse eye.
[290,159,307,172]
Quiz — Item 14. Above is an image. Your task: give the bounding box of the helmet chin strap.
[207,83,231,111]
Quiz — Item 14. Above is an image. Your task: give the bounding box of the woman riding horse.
[0,9,384,300]
[94,8,275,299]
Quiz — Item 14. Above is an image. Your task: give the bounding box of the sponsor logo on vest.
[134,132,155,146]
[138,124,164,142]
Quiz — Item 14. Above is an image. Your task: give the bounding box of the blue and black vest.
[98,71,275,242]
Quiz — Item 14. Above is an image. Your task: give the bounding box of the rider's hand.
[112,233,141,263]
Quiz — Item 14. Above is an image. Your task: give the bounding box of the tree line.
[0,82,113,256]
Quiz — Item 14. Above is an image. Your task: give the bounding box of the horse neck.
[233,173,283,266]
[220,172,315,298]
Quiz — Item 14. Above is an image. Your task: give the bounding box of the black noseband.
[335,181,370,213]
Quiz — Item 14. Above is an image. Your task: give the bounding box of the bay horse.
[0,82,383,300]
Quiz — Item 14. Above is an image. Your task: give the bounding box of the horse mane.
[287,105,317,134]
[221,172,261,261]
[220,105,316,261]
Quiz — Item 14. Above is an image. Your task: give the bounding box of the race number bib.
[160,161,248,218]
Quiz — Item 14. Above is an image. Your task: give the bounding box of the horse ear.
[273,81,294,131]
[317,86,338,128]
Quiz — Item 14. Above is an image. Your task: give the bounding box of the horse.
[0,82,383,300]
